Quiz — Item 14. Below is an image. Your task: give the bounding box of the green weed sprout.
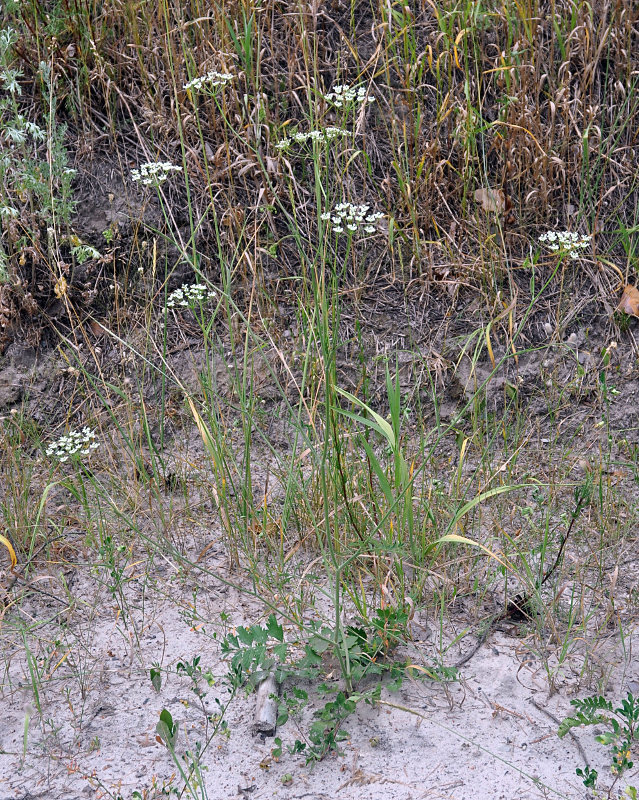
[559,692,639,790]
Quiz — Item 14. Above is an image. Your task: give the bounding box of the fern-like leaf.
[558,696,613,738]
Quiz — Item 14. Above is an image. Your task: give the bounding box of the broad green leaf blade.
[360,437,394,509]
[335,408,393,444]
[150,667,162,693]
[334,387,395,448]
[266,614,284,642]
[446,484,531,534]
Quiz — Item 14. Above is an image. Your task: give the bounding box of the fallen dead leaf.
[54,276,68,299]
[474,187,505,214]
[88,320,104,337]
[617,284,639,316]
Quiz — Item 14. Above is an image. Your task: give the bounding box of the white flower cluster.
[321,203,384,235]
[167,283,216,308]
[275,126,350,150]
[325,84,375,108]
[184,70,233,92]
[46,427,99,462]
[539,230,590,259]
[131,162,182,187]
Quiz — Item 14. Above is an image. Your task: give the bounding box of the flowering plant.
[275,126,350,151]
[46,428,100,463]
[184,71,233,93]
[167,283,217,308]
[539,230,590,259]
[131,161,182,187]
[321,203,384,235]
[324,84,375,109]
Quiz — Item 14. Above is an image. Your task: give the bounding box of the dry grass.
[1,1,637,310]
[0,6,638,792]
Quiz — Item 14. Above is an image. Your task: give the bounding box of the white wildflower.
[322,202,384,236]
[275,126,350,151]
[324,126,350,140]
[325,83,375,109]
[539,230,590,259]
[167,283,217,308]
[46,427,100,463]
[184,70,234,93]
[131,161,182,187]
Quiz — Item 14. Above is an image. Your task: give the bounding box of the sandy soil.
[1,535,636,800]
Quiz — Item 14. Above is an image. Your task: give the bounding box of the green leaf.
[298,645,323,667]
[273,642,288,661]
[571,695,613,714]
[237,626,255,645]
[266,614,284,641]
[446,484,531,534]
[360,436,394,508]
[150,667,162,693]
[308,634,331,654]
[334,387,396,449]
[558,711,609,738]
[222,634,238,652]
[253,624,269,645]
[156,709,179,748]
[159,708,174,728]
[276,710,288,726]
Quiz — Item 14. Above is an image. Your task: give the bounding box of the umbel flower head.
[539,230,590,259]
[324,84,375,109]
[184,70,233,93]
[167,283,217,308]
[321,203,384,235]
[131,162,182,187]
[275,126,350,151]
[46,427,100,463]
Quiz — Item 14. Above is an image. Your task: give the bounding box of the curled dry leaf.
[0,533,16,569]
[474,187,505,214]
[617,284,639,316]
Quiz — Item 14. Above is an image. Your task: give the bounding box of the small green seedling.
[156,708,179,749]
[150,665,162,693]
